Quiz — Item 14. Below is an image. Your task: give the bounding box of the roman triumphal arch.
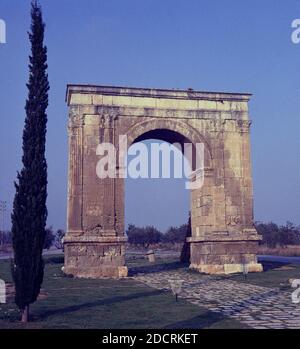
[64,85,263,278]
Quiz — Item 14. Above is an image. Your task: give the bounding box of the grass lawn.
[227,261,300,289]
[0,255,247,329]
[1,254,298,329]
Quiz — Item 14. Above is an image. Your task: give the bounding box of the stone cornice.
[66,84,252,105]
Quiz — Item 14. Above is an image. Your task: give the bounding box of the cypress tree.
[11,0,49,323]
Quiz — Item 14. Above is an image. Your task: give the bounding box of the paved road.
[0,248,63,260]
[1,250,300,264]
[258,255,300,264]
[127,252,300,264]
[0,249,178,260]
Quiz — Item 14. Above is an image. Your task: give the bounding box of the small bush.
[163,224,188,243]
[44,226,55,249]
[126,224,163,248]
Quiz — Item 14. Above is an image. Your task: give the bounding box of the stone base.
[190,262,263,274]
[188,230,263,275]
[63,234,128,279]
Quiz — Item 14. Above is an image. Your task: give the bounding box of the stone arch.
[64,85,263,278]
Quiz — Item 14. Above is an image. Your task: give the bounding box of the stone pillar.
[66,108,84,235]
[188,119,262,274]
[64,110,127,278]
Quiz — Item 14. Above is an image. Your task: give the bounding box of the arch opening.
[125,135,191,261]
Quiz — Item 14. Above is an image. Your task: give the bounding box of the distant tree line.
[126,220,300,248]
[0,228,65,250]
[255,221,300,248]
[0,231,12,245]
[1,221,299,250]
[126,223,189,248]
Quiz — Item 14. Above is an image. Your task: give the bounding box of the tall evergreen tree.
[11,0,49,323]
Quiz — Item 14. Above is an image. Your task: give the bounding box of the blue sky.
[0,0,299,231]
